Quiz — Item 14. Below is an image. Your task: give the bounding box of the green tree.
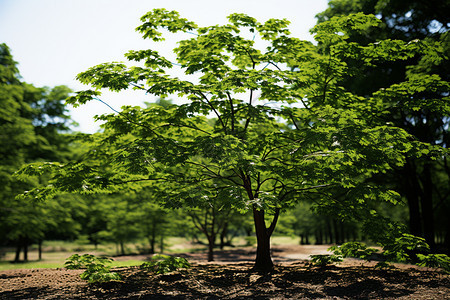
[18,10,448,272]
[0,43,73,260]
[316,0,450,250]
[96,194,142,255]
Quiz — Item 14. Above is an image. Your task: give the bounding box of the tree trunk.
[220,222,228,250]
[38,240,42,260]
[315,229,323,245]
[159,233,164,253]
[23,243,28,261]
[252,208,273,272]
[207,235,215,262]
[120,241,125,255]
[333,219,341,244]
[14,245,21,262]
[149,236,155,254]
[445,217,450,255]
[420,163,435,249]
[403,162,423,237]
[149,219,156,254]
[326,218,333,244]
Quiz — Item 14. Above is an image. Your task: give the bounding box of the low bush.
[64,254,121,284]
[140,254,190,274]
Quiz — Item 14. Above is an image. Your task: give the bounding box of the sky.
[0,0,329,133]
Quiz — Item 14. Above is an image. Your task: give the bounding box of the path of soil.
[1,245,448,299]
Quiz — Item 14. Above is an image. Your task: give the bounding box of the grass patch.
[110,260,146,268]
[0,261,63,270]
[0,259,147,271]
[271,236,300,245]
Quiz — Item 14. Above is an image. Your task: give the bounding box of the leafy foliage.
[64,254,113,269]
[309,254,343,266]
[140,255,191,274]
[0,43,74,261]
[64,254,121,284]
[382,233,430,262]
[329,242,378,260]
[326,237,450,273]
[417,254,450,274]
[16,9,449,271]
[315,0,450,251]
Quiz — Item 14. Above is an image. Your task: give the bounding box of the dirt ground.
[1,245,449,299]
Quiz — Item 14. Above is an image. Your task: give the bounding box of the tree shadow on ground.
[1,262,448,299]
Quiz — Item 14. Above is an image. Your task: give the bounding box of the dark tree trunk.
[326,218,333,244]
[149,219,157,254]
[159,234,164,253]
[315,229,323,245]
[333,219,341,244]
[252,208,273,272]
[14,245,21,262]
[403,162,423,237]
[120,241,125,255]
[220,222,228,250]
[207,235,215,262]
[421,163,435,249]
[445,218,450,255]
[23,243,28,261]
[38,240,43,260]
[149,237,155,254]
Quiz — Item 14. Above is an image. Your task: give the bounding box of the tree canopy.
[0,43,74,261]
[16,9,449,271]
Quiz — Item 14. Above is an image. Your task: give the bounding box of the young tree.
[18,10,448,271]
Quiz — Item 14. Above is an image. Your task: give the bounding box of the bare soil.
[1,245,449,299]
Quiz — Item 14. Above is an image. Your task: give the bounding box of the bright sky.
[0,0,329,133]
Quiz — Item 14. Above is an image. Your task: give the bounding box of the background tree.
[315,0,450,250]
[0,43,73,261]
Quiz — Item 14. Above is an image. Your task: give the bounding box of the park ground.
[0,239,449,299]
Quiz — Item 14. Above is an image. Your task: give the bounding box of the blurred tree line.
[1,0,449,263]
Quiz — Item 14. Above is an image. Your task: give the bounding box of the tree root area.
[1,261,448,299]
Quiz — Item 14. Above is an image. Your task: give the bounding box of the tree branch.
[197,91,227,133]
[267,208,280,237]
[226,92,236,134]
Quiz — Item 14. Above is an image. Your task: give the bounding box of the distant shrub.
[140,254,191,274]
[309,254,343,266]
[329,242,378,260]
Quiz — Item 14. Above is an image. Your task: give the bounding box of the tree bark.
[403,163,423,237]
[159,234,164,253]
[333,219,341,244]
[38,240,42,260]
[23,243,28,261]
[326,218,333,244]
[220,222,228,250]
[420,163,435,249]
[120,241,125,255]
[315,229,323,245]
[252,208,274,272]
[14,245,21,262]
[207,235,215,262]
